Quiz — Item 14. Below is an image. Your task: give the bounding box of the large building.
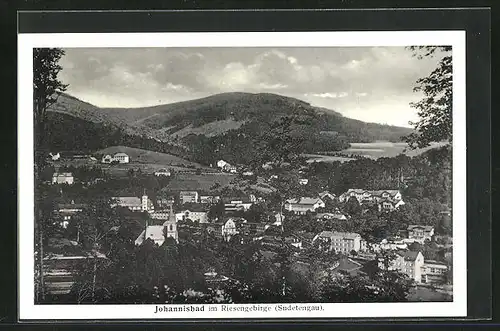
[135,205,178,245]
[407,225,435,243]
[284,197,325,214]
[111,193,154,212]
[175,205,209,224]
[223,197,253,212]
[113,153,130,163]
[421,260,449,284]
[52,172,74,185]
[384,250,425,283]
[179,191,199,204]
[339,189,402,204]
[313,231,364,254]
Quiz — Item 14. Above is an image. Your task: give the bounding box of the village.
[40,149,453,302]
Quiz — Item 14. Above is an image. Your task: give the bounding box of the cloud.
[306,92,349,99]
[59,46,444,126]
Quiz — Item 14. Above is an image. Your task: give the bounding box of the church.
[134,205,178,246]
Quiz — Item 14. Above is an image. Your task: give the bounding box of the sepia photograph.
[18,31,466,320]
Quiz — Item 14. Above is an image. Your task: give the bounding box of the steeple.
[169,204,175,223]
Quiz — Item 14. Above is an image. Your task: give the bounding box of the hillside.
[96,146,202,168]
[41,112,189,157]
[46,92,415,166]
[49,92,413,143]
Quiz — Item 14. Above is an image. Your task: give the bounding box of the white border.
[18,31,467,320]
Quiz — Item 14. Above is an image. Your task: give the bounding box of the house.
[135,205,177,245]
[284,235,302,249]
[113,153,130,164]
[154,169,171,177]
[421,260,448,284]
[200,195,221,204]
[262,162,273,170]
[339,189,403,204]
[385,250,425,283]
[217,160,229,169]
[54,200,87,223]
[49,152,60,161]
[223,197,253,212]
[313,231,363,254]
[272,212,285,226]
[221,218,239,241]
[407,225,435,243]
[242,171,254,177]
[111,193,154,212]
[101,154,113,164]
[206,223,224,239]
[299,178,309,185]
[284,197,325,215]
[316,212,347,221]
[297,232,316,248]
[378,198,405,212]
[238,222,269,237]
[319,191,336,201]
[175,205,209,224]
[52,172,74,185]
[180,191,199,204]
[374,238,408,251]
[224,164,238,173]
[157,196,175,208]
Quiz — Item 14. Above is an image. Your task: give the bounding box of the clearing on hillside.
[96,146,205,168]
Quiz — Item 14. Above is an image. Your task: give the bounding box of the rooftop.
[396,250,422,261]
[286,197,323,205]
[316,231,361,240]
[113,197,141,206]
[408,225,434,231]
[53,172,73,177]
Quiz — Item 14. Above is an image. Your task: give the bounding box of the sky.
[58,47,444,128]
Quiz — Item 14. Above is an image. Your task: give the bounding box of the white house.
[407,225,435,243]
[299,178,309,185]
[222,218,239,241]
[180,191,199,204]
[284,197,325,214]
[384,250,425,283]
[52,172,74,185]
[49,152,60,161]
[175,209,209,224]
[113,153,130,164]
[339,189,402,204]
[101,154,113,164]
[421,260,448,284]
[154,169,172,177]
[313,231,364,254]
[217,160,229,169]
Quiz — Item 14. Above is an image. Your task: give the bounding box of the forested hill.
[45,92,414,165]
[49,92,413,143]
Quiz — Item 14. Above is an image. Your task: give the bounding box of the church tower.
[141,189,149,212]
[163,204,178,243]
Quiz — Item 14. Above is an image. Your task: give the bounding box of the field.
[302,153,355,164]
[344,141,449,159]
[97,146,205,168]
[305,141,449,163]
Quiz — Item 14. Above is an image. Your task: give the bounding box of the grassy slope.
[52,92,414,143]
[96,146,203,167]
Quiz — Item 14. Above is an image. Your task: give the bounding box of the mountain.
[46,92,414,165]
[49,92,413,141]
